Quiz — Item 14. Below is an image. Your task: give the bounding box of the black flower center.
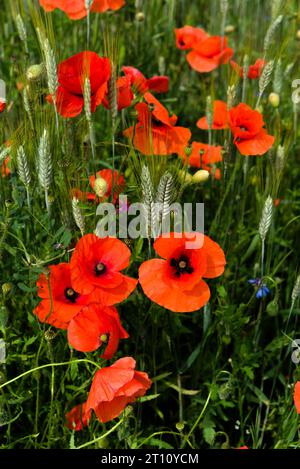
[95,262,106,276]
[239,126,247,132]
[64,287,79,303]
[170,255,194,277]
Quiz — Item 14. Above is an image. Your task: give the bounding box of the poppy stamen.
[64,287,79,303]
[95,262,106,276]
[170,255,194,277]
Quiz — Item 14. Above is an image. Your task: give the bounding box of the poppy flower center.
[239,125,247,132]
[64,287,79,303]
[170,255,194,277]
[95,262,106,276]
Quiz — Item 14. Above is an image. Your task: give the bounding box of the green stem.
[0,359,100,390]
[76,418,124,449]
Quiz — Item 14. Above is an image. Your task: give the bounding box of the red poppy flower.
[229,103,274,155]
[123,92,191,155]
[122,66,169,95]
[139,232,226,313]
[67,303,128,359]
[47,51,110,118]
[237,446,249,450]
[197,100,228,130]
[66,403,91,431]
[230,58,266,79]
[34,263,93,329]
[102,75,133,111]
[39,0,125,20]
[89,169,125,203]
[179,142,222,169]
[186,36,233,73]
[1,157,11,177]
[85,357,152,423]
[294,382,300,414]
[70,234,137,306]
[0,99,6,113]
[175,25,208,50]
[179,142,222,179]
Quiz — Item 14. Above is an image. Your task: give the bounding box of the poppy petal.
[294,382,300,414]
[93,275,138,306]
[146,76,169,94]
[54,86,84,118]
[187,51,219,73]
[202,235,226,278]
[235,129,275,155]
[139,259,211,312]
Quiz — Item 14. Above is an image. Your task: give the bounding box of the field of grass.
[1,0,300,450]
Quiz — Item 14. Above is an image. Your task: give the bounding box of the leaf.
[179,343,201,374]
[17,282,37,293]
[139,393,160,402]
[248,383,269,405]
[163,380,200,396]
[147,438,174,449]
[152,372,172,383]
[243,366,254,380]
[241,234,259,263]
[203,427,216,446]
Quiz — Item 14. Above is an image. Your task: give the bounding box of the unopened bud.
[2,283,12,296]
[94,177,108,197]
[225,24,235,34]
[135,12,145,22]
[192,170,210,183]
[184,145,193,157]
[26,63,45,81]
[268,92,280,107]
[178,169,192,184]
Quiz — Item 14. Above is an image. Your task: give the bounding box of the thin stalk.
[76,418,124,449]
[0,359,101,390]
[181,390,212,448]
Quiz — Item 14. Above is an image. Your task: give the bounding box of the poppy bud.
[192,170,210,184]
[176,422,185,431]
[225,24,235,34]
[26,63,45,81]
[94,177,108,197]
[268,92,280,108]
[124,405,133,416]
[5,199,13,208]
[48,195,55,205]
[178,169,192,184]
[2,283,12,296]
[135,12,145,22]
[44,330,57,342]
[184,145,193,157]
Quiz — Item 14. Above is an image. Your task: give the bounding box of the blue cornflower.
[248,278,270,299]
